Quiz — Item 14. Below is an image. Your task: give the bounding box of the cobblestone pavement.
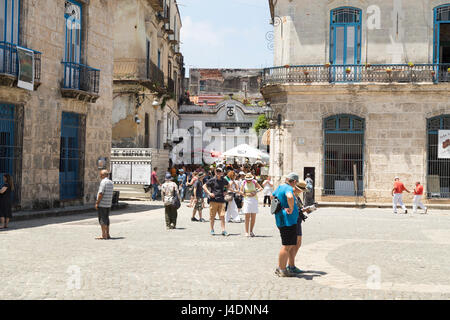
[1,201,450,300]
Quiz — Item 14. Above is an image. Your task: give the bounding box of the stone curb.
[12,203,129,222]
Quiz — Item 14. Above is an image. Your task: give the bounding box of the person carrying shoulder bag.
[161,173,181,230]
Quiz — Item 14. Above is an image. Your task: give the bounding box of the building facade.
[176,99,265,165]
[111,0,184,181]
[0,0,113,210]
[263,0,450,204]
[188,68,264,106]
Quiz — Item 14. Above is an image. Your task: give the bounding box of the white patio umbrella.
[222,144,268,161]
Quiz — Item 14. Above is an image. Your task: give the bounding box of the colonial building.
[188,68,264,106]
[0,0,113,210]
[176,99,265,165]
[262,0,450,204]
[111,0,184,180]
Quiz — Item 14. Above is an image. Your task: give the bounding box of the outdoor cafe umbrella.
[222,144,266,160]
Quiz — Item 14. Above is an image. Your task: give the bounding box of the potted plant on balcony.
[284,65,290,68]
[447,67,450,73]
[345,68,352,74]
[365,63,372,68]
[303,69,309,76]
[431,70,436,77]
[325,63,331,68]
[386,68,393,74]
[408,62,414,68]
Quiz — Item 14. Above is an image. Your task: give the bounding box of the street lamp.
[263,101,274,121]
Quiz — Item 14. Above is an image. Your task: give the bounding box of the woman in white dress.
[225,171,241,223]
[240,173,263,237]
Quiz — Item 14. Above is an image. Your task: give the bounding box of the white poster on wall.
[112,163,132,184]
[131,163,151,184]
[17,47,35,91]
[438,130,450,159]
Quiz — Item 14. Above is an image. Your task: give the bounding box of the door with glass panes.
[64,0,82,89]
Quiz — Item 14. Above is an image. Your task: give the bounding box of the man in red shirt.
[392,176,410,214]
[151,167,160,201]
[413,181,428,214]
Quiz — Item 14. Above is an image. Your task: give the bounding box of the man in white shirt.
[95,170,114,240]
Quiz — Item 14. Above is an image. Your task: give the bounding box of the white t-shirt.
[262,180,273,196]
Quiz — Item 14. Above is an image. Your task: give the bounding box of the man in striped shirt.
[95,169,114,240]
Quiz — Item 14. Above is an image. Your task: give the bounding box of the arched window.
[323,115,365,196]
[427,115,450,198]
[330,7,362,66]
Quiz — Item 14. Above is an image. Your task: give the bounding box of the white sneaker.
[424,208,428,214]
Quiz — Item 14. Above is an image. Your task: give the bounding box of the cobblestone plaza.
[1,202,449,300]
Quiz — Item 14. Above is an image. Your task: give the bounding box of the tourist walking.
[191,172,206,222]
[186,171,198,207]
[151,167,160,201]
[161,173,181,230]
[392,176,411,214]
[413,181,428,214]
[177,169,187,201]
[240,173,263,237]
[0,174,14,229]
[272,173,300,277]
[262,176,274,207]
[203,167,230,236]
[95,170,114,240]
[225,171,241,223]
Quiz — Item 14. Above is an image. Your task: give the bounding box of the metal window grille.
[324,115,364,196]
[60,112,85,200]
[332,8,360,24]
[0,103,22,206]
[436,5,450,22]
[427,115,450,199]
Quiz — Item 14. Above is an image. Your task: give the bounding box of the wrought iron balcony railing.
[0,41,41,84]
[262,64,450,86]
[147,60,165,87]
[62,61,100,94]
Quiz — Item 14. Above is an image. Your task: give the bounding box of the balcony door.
[434,5,450,81]
[64,0,82,89]
[330,8,361,82]
[0,0,20,75]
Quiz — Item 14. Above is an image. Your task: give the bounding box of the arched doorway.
[323,114,365,196]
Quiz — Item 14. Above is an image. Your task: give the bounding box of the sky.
[178,0,274,74]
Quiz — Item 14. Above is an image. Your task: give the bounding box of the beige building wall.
[112,0,183,154]
[264,83,450,204]
[272,0,450,66]
[0,0,114,210]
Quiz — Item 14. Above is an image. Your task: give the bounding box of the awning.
[261,129,270,146]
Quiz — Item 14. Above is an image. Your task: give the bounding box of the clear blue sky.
[178,0,274,74]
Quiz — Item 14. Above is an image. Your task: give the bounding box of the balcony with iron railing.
[262,63,450,86]
[114,58,166,92]
[0,41,41,90]
[61,61,100,103]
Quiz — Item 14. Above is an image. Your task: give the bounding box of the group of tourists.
[155,163,274,236]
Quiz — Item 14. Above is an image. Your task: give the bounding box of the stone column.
[282,120,295,175]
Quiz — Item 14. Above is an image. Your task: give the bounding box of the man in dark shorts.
[272,172,300,277]
[203,167,230,236]
[191,172,206,222]
[95,170,114,240]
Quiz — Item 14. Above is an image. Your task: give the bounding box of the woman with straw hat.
[240,172,263,237]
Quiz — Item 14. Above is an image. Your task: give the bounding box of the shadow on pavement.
[5,202,165,231]
[294,270,327,280]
